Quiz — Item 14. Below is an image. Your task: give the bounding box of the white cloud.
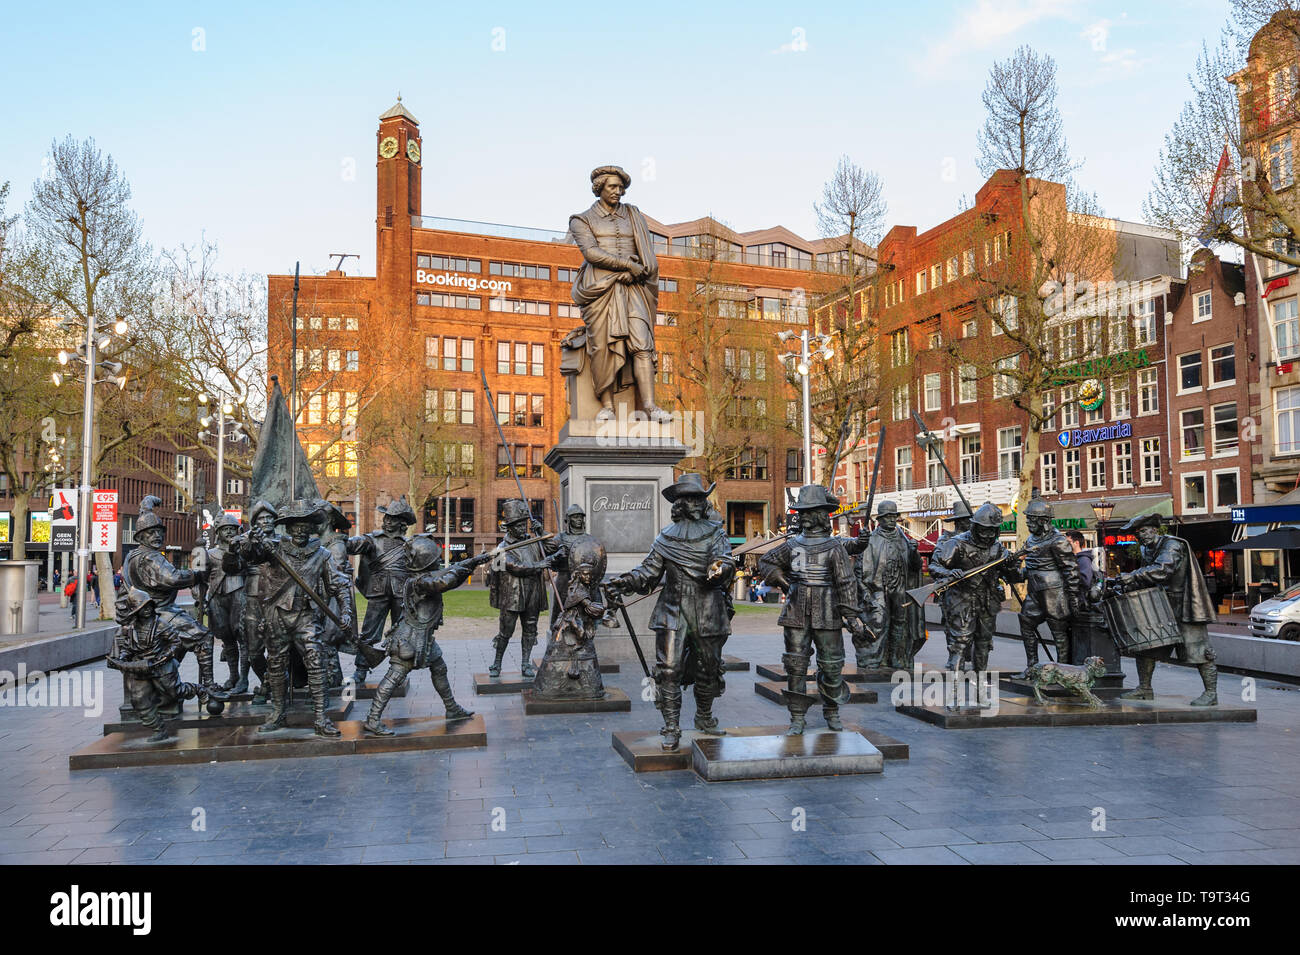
[923,0,1080,65]
[1082,18,1111,52]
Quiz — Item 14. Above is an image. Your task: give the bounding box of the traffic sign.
[91,489,118,553]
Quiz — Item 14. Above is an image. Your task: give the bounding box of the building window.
[1209,344,1235,385]
[997,427,1021,480]
[1276,385,1300,454]
[1181,408,1205,458]
[422,254,481,273]
[489,260,550,280]
[1270,135,1295,189]
[1178,351,1203,392]
[1064,449,1081,492]
[959,364,977,403]
[890,329,909,368]
[915,271,927,295]
[1134,299,1157,346]
[657,277,678,293]
[1183,473,1207,513]
[1113,441,1133,487]
[931,264,943,289]
[345,350,359,372]
[993,295,1017,334]
[327,349,341,371]
[1211,402,1238,455]
[947,256,959,282]
[1137,368,1159,415]
[926,445,943,488]
[1141,437,1162,485]
[1040,452,1058,494]
[416,292,481,310]
[785,449,803,484]
[1087,445,1106,490]
[959,434,981,483]
[489,298,550,316]
[1194,291,1212,323]
[924,373,942,412]
[962,317,978,338]
[1041,390,1057,431]
[892,384,910,421]
[994,355,1018,398]
[1272,299,1300,361]
[1108,314,1129,351]
[1214,470,1240,511]
[1061,386,1079,428]
[895,446,913,490]
[1111,378,1130,419]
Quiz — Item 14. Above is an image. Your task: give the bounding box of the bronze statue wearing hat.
[195,511,248,691]
[929,503,1020,672]
[363,535,492,735]
[240,499,354,736]
[314,500,355,688]
[345,495,418,684]
[609,473,735,750]
[109,589,208,741]
[758,484,865,734]
[545,504,600,636]
[121,496,224,710]
[568,164,672,424]
[233,500,277,702]
[1109,514,1219,705]
[1014,498,1082,678]
[856,499,924,670]
[487,499,553,679]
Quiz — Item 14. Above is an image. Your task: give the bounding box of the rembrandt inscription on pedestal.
[587,481,656,554]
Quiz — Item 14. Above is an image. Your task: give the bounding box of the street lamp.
[197,390,248,509]
[778,328,834,483]
[50,314,130,629]
[1091,497,1116,574]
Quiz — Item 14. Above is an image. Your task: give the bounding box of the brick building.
[1164,249,1254,592]
[816,170,1181,553]
[266,100,857,554]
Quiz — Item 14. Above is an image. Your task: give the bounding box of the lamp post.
[1091,497,1116,574]
[53,316,128,630]
[198,391,247,510]
[41,436,66,596]
[778,329,834,483]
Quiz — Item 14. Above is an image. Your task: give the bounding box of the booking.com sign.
[1056,420,1133,449]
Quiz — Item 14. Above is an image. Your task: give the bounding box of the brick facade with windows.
[267,101,852,552]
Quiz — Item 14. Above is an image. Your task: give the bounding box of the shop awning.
[734,536,786,558]
[1220,526,1300,551]
[1039,494,1173,525]
[1230,485,1300,524]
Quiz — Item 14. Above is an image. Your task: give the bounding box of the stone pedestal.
[104,698,354,735]
[754,681,878,705]
[612,724,907,773]
[521,687,631,714]
[691,729,884,781]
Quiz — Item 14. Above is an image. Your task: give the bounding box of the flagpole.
[290,262,300,501]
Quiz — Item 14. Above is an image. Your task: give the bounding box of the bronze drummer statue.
[1105,513,1219,706]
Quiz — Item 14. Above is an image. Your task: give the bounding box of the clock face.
[379,137,398,159]
[407,139,421,163]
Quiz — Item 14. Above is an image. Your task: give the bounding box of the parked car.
[1249,582,1300,641]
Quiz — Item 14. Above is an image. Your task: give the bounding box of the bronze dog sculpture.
[1027,656,1107,708]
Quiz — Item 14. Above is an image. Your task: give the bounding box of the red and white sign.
[91,489,118,553]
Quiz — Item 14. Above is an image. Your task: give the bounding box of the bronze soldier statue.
[758,485,865,734]
[363,535,491,735]
[609,473,735,751]
[239,500,354,737]
[1014,498,1081,678]
[197,512,247,691]
[929,503,1019,673]
[121,497,223,709]
[940,500,972,541]
[856,500,924,670]
[487,499,551,679]
[109,589,211,741]
[546,504,598,634]
[1112,514,1219,705]
[234,500,278,702]
[346,496,418,685]
[315,501,355,688]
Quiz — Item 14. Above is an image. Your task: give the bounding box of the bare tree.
[810,156,887,488]
[1146,7,1300,269]
[976,45,1079,184]
[22,138,158,614]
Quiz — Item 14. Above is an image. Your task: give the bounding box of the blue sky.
[0,0,1235,278]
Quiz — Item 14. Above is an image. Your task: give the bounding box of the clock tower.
[376,96,421,296]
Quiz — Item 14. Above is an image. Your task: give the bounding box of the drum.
[1101,587,1182,654]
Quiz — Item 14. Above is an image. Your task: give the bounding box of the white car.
[1249,582,1300,641]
